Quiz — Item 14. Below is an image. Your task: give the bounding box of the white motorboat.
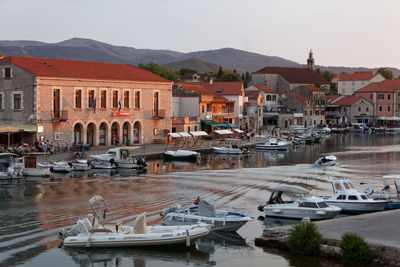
[163,150,199,162]
[212,144,250,155]
[39,161,72,173]
[0,153,21,179]
[369,174,400,209]
[256,139,291,150]
[59,196,211,248]
[161,199,252,232]
[258,185,341,220]
[314,155,337,167]
[325,179,387,213]
[90,147,147,169]
[71,159,92,171]
[12,156,51,177]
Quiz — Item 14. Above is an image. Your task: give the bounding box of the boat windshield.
[335,183,343,191]
[347,182,355,189]
[107,151,116,156]
[343,183,351,189]
[317,202,329,208]
[360,195,368,200]
[298,202,318,208]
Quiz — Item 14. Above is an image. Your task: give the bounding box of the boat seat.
[90,228,112,233]
[133,212,147,234]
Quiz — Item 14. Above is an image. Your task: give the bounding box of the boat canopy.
[383,175,400,180]
[269,185,310,194]
[214,130,233,135]
[189,131,208,136]
[198,199,216,217]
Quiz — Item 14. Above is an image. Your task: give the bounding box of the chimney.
[209,78,213,86]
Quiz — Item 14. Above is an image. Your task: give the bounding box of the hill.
[162,58,220,73]
[0,38,399,77]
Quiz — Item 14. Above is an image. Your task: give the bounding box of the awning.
[233,129,244,133]
[190,131,208,137]
[214,130,233,135]
[0,125,37,133]
[219,122,238,128]
[263,112,279,119]
[202,120,223,127]
[377,116,400,121]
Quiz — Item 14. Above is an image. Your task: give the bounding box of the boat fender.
[186,230,190,247]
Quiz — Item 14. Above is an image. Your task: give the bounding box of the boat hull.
[256,145,288,150]
[325,200,387,213]
[163,153,199,162]
[163,214,250,232]
[63,225,210,248]
[264,207,341,220]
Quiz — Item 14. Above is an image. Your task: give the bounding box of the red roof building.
[333,71,385,96]
[0,56,173,146]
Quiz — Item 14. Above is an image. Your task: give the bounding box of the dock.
[255,209,400,265]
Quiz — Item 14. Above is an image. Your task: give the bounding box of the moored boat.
[59,196,211,248]
[258,185,341,220]
[163,150,199,162]
[161,198,252,232]
[325,179,387,213]
[256,139,290,150]
[90,147,147,169]
[212,144,249,155]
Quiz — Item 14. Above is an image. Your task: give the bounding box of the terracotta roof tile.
[254,67,328,84]
[0,56,170,83]
[251,84,277,94]
[197,81,244,95]
[325,95,342,103]
[356,80,400,93]
[179,82,232,103]
[336,71,375,81]
[334,95,372,106]
[245,90,261,99]
[303,85,324,93]
[293,95,309,106]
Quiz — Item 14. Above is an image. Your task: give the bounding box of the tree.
[216,66,224,79]
[138,62,180,81]
[377,68,393,79]
[218,70,241,82]
[179,68,197,76]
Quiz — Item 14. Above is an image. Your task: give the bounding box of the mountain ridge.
[0,38,398,77]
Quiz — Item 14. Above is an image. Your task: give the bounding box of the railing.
[152,109,165,119]
[51,110,68,121]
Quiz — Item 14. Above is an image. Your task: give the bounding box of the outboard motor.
[109,158,119,167]
[136,156,147,167]
[364,186,374,196]
[257,204,265,212]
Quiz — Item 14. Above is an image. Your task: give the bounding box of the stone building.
[333,96,374,124]
[244,90,263,131]
[0,56,173,146]
[333,71,385,96]
[251,51,329,94]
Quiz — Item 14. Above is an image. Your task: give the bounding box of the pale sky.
[1,0,400,69]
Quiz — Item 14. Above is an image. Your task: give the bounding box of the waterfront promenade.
[256,209,400,265]
[36,138,263,162]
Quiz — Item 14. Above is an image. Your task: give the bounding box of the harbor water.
[1,133,400,267]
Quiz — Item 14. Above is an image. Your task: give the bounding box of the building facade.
[0,56,173,146]
[334,71,385,96]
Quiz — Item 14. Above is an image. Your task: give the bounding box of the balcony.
[51,110,68,122]
[152,109,165,119]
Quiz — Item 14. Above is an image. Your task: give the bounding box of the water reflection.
[63,245,212,267]
[0,133,400,266]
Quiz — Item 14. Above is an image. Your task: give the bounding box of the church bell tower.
[307,49,315,71]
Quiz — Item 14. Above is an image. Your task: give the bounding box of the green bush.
[340,232,374,265]
[288,222,322,255]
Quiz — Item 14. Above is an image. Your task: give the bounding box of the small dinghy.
[163,150,199,162]
[161,198,252,232]
[59,196,210,248]
[71,159,92,171]
[39,161,72,173]
[314,155,337,167]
